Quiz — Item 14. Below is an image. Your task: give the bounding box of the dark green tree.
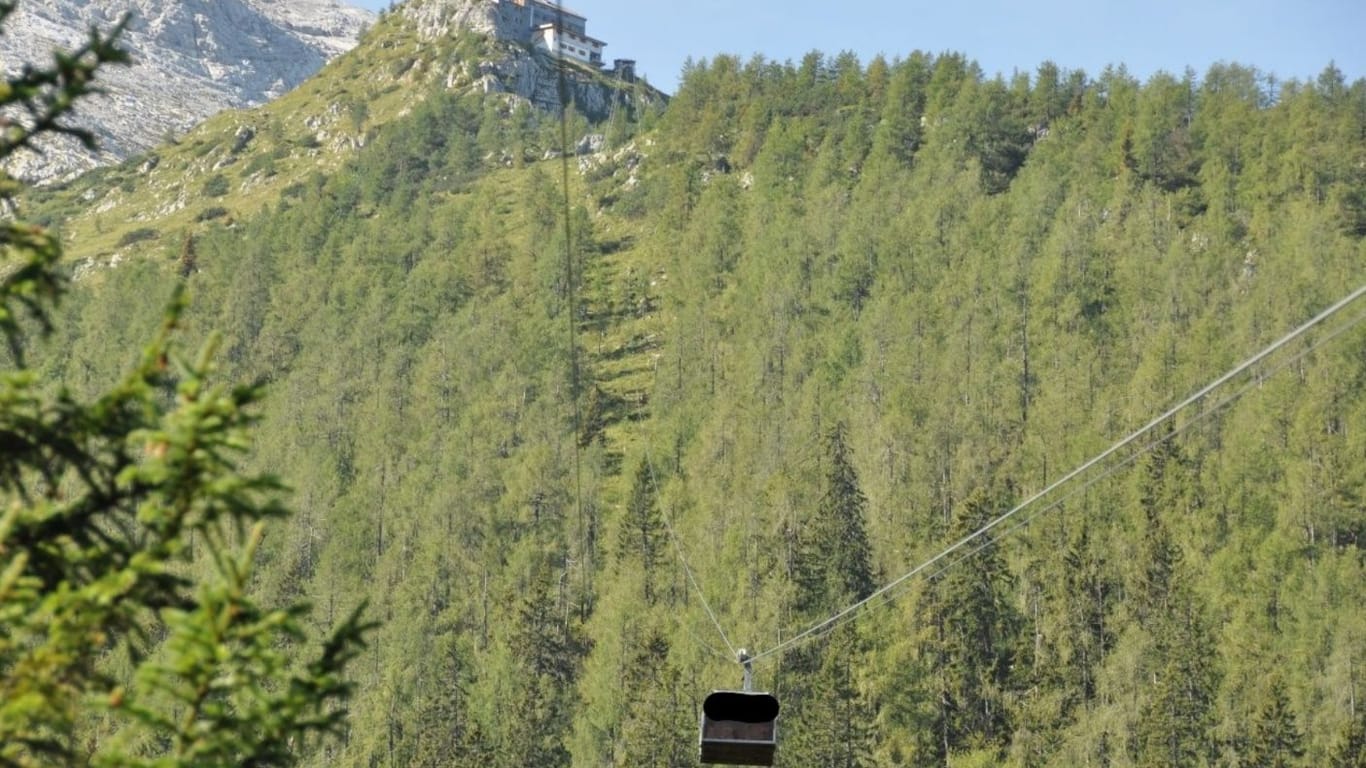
[1135,580,1220,767]
[783,626,876,768]
[777,426,878,766]
[795,422,874,614]
[1129,433,1219,767]
[409,638,489,767]
[912,487,1022,762]
[1329,701,1366,768]
[500,567,579,768]
[1132,430,1193,626]
[616,630,692,767]
[1242,676,1306,768]
[618,457,666,604]
[1060,522,1115,705]
[868,52,930,168]
[1130,71,1200,191]
[961,77,1032,194]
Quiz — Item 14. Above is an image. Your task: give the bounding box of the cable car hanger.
[699,650,781,766]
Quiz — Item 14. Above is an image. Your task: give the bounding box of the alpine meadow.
[4,0,1366,766]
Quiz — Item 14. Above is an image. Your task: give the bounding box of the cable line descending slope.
[650,280,1366,764]
[716,281,1366,666]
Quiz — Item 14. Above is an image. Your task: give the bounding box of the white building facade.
[497,0,606,67]
[532,23,605,67]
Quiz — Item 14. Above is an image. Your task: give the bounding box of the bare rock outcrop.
[1,0,373,182]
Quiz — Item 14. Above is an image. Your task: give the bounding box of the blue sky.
[349,0,1364,94]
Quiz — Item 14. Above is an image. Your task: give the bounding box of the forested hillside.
[24,10,1366,767]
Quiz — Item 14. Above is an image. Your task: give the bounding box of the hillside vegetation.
[24,11,1366,768]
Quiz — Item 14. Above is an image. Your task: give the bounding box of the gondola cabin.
[699,690,780,765]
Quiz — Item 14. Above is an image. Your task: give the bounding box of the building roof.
[524,0,587,22]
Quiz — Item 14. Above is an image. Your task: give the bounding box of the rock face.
[402,0,512,40]
[407,0,659,119]
[1,0,373,182]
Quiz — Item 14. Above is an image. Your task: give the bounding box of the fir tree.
[1329,701,1366,768]
[410,639,488,767]
[618,457,666,604]
[501,567,579,768]
[1243,676,1305,768]
[1135,581,1220,767]
[783,626,876,768]
[616,631,692,767]
[796,422,874,614]
[913,487,1022,762]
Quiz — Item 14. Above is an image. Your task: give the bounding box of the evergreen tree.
[869,52,930,167]
[1128,432,1220,767]
[1135,580,1220,767]
[618,457,666,604]
[1132,429,1192,626]
[410,638,488,767]
[961,76,1032,194]
[1243,676,1306,768]
[1131,71,1200,191]
[796,422,874,614]
[1329,701,1366,768]
[1059,522,1114,705]
[616,630,692,767]
[784,626,876,768]
[912,487,1022,763]
[501,567,579,768]
[778,426,878,766]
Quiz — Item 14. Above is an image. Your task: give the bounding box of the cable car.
[699,651,780,766]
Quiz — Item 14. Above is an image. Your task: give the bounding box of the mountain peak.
[1,0,375,182]
[394,0,649,115]
[401,0,508,40]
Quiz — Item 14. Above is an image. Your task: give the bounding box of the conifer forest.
[3,2,1366,766]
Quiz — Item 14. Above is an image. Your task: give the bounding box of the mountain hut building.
[496,0,607,67]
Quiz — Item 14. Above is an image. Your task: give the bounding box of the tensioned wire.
[554,0,591,617]
[546,0,738,662]
[745,282,1366,665]
[748,304,1366,656]
[637,399,829,662]
[642,439,741,662]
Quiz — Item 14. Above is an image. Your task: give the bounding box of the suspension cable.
[554,1,588,614]
[747,282,1366,664]
[752,304,1366,653]
[642,439,740,660]
[550,1,736,662]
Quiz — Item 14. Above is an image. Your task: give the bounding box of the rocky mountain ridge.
[401,0,649,117]
[1,0,373,182]
[24,0,662,276]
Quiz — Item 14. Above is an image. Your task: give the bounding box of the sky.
[348,0,1365,94]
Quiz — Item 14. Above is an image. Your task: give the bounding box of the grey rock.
[1,0,373,182]
[401,0,662,120]
[575,133,603,155]
[231,125,256,154]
